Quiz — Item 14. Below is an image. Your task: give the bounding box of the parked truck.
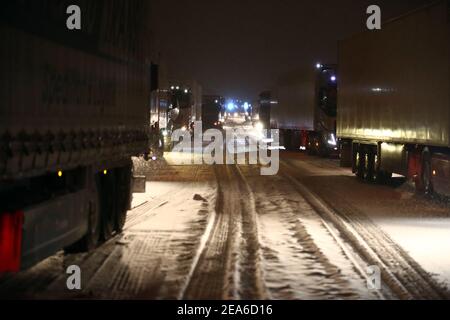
[202,95,224,131]
[0,1,152,272]
[254,91,272,137]
[271,65,338,155]
[337,0,450,197]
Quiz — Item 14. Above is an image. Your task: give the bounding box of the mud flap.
[132,175,146,193]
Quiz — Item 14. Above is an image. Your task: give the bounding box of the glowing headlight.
[181,126,187,131]
[255,122,264,131]
[327,134,337,146]
[162,130,168,137]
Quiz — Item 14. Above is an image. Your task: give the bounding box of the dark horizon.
[149,0,433,100]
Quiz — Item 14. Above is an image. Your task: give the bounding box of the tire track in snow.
[239,165,377,299]
[182,166,238,299]
[233,165,268,300]
[182,165,268,300]
[281,159,450,300]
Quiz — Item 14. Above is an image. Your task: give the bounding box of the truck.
[202,95,224,131]
[165,80,203,148]
[149,61,170,157]
[254,91,272,136]
[0,1,152,272]
[337,0,450,197]
[271,65,338,155]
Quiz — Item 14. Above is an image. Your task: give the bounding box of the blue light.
[243,102,249,110]
[330,75,336,82]
[227,102,235,111]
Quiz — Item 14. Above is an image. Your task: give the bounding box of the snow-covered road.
[1,151,450,299]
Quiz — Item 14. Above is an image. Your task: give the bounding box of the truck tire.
[355,146,366,180]
[100,170,116,241]
[364,148,376,182]
[420,149,434,195]
[115,164,132,233]
[65,173,101,253]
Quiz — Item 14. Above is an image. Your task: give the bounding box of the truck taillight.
[0,211,24,272]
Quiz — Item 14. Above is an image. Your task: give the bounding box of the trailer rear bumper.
[0,190,88,272]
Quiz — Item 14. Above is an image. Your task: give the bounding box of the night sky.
[150,0,433,100]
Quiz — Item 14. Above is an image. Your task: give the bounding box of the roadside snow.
[375,217,450,290]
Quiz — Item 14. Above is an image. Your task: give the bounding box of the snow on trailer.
[337,0,450,197]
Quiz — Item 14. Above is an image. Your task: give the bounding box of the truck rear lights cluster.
[0,211,24,272]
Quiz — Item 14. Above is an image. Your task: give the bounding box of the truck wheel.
[115,165,131,232]
[100,170,116,240]
[356,147,366,179]
[364,148,376,182]
[65,174,101,253]
[421,149,433,195]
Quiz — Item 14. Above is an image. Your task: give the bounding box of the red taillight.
[0,211,24,272]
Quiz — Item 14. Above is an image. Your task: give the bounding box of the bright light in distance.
[176,86,180,90]
[184,89,188,93]
[181,126,187,131]
[255,122,264,131]
[243,102,249,110]
[316,63,322,69]
[227,102,235,111]
[299,146,307,151]
[151,156,157,161]
[162,130,168,137]
[215,99,218,103]
[330,75,336,82]
[170,86,175,90]
[327,133,337,146]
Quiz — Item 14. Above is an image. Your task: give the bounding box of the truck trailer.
[337,0,450,196]
[202,95,224,131]
[0,1,152,272]
[271,65,338,155]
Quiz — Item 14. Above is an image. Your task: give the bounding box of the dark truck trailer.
[255,91,272,137]
[0,1,151,272]
[337,0,450,196]
[271,66,338,155]
[202,95,223,131]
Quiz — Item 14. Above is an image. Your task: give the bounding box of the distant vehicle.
[164,83,203,148]
[0,1,152,272]
[202,95,223,131]
[337,0,450,197]
[253,91,272,138]
[270,66,338,156]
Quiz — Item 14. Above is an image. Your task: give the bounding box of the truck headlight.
[327,134,337,146]
[255,122,264,131]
